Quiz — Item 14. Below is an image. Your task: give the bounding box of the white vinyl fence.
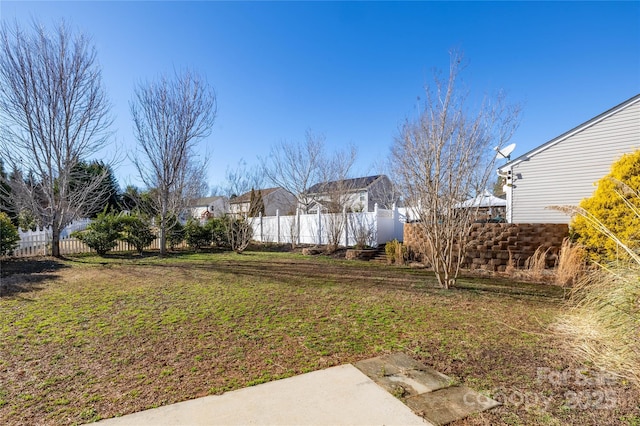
[251,204,406,247]
[9,205,407,257]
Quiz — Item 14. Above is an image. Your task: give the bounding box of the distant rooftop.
[190,196,226,207]
[229,187,281,204]
[306,175,384,194]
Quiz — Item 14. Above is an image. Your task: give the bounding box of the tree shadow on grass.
[0,257,68,298]
[148,258,564,302]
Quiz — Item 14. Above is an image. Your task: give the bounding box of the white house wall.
[509,99,640,224]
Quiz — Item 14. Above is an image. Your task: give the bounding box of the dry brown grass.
[504,250,516,275]
[555,238,587,287]
[553,200,640,393]
[523,246,550,282]
[555,264,640,389]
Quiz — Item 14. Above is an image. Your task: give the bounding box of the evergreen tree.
[70,161,120,217]
[0,160,14,223]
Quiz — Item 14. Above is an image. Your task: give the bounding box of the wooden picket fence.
[10,235,185,258]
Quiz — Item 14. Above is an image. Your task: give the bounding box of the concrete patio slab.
[97,364,430,426]
[405,385,501,426]
[354,352,451,397]
[355,353,500,425]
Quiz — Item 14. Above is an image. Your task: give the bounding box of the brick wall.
[404,222,569,272]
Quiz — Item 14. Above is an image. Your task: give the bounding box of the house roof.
[190,196,226,207]
[499,93,640,171]
[229,187,281,204]
[306,175,384,194]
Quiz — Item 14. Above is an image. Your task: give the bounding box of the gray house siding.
[264,189,297,216]
[502,95,640,224]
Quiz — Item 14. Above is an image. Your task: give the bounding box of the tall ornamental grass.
[555,201,640,388]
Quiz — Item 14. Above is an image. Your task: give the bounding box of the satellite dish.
[494,143,516,160]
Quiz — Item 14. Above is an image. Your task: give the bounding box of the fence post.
[259,212,263,242]
[317,208,322,245]
[393,202,401,241]
[374,203,379,247]
[343,206,348,247]
[296,208,301,246]
[276,209,280,244]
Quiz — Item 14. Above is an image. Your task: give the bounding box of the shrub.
[350,213,375,249]
[571,150,640,261]
[167,221,184,250]
[204,217,229,247]
[0,211,19,256]
[72,210,122,256]
[227,216,253,254]
[385,239,406,265]
[184,219,211,250]
[119,214,156,255]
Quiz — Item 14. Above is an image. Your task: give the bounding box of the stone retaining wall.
[404,222,569,272]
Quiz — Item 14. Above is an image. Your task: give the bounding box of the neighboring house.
[305,175,398,213]
[498,94,640,224]
[190,196,227,221]
[229,187,297,217]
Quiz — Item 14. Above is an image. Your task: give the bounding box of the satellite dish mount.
[494,143,516,161]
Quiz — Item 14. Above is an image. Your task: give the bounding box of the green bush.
[167,221,184,250]
[0,211,19,256]
[384,239,406,265]
[72,210,122,256]
[119,214,156,255]
[571,150,640,261]
[205,217,229,247]
[184,219,211,250]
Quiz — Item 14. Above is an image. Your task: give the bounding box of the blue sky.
[1,1,639,193]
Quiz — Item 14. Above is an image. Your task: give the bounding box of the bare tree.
[311,146,357,251]
[131,69,216,255]
[223,160,264,202]
[0,21,113,257]
[261,130,327,213]
[349,211,376,249]
[220,160,263,253]
[392,52,520,289]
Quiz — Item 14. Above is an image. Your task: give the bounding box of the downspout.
[505,176,513,223]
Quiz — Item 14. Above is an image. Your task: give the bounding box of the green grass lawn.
[1,251,638,425]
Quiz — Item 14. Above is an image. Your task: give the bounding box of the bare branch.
[0,20,113,257]
[392,51,520,288]
[261,130,329,213]
[130,69,216,255]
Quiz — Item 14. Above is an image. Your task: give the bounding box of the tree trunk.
[51,224,61,258]
[159,191,168,256]
[160,224,166,256]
